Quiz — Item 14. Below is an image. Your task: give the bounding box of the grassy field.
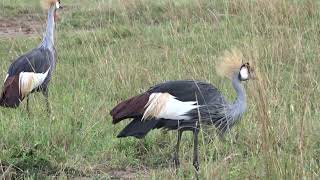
[0,0,319,179]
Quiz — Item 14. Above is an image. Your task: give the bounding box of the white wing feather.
[19,68,50,97]
[142,93,199,120]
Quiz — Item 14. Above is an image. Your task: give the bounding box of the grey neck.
[40,6,55,49]
[230,73,247,116]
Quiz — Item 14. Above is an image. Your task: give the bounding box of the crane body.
[0,0,62,113]
[110,50,254,170]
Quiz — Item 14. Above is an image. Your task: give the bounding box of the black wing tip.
[117,133,146,139]
[111,116,126,125]
[112,119,118,124]
[109,107,116,116]
[110,108,122,124]
[116,133,127,138]
[0,101,20,108]
[0,95,21,108]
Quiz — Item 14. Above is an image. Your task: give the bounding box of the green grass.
[0,0,319,178]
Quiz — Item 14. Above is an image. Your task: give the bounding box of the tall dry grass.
[0,0,319,178]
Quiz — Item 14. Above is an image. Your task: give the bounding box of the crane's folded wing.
[8,48,52,75]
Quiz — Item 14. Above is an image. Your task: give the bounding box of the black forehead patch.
[240,62,250,69]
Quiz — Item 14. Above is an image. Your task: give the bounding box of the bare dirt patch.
[86,165,150,179]
[0,16,43,38]
[99,167,148,179]
[1,160,149,179]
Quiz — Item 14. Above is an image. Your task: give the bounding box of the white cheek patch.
[19,69,50,98]
[240,68,249,80]
[55,2,60,9]
[142,92,200,121]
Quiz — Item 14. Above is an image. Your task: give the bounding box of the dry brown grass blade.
[249,65,274,177]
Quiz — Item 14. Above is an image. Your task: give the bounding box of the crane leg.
[193,127,199,171]
[173,129,183,169]
[26,95,30,114]
[42,88,51,115]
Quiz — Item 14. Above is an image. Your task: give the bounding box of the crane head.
[41,0,63,10]
[53,0,63,22]
[55,0,63,10]
[239,62,255,81]
[216,48,256,81]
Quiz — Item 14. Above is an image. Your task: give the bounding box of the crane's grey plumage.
[0,1,62,112]
[40,4,56,50]
[188,73,247,134]
[110,50,254,170]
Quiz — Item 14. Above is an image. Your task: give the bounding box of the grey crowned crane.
[0,0,62,113]
[110,50,255,170]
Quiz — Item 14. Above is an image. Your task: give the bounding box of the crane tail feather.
[117,117,160,138]
[110,93,150,124]
[0,75,22,108]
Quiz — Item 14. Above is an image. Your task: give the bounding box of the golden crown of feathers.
[41,0,59,10]
[216,48,245,79]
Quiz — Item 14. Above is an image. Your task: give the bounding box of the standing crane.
[0,0,62,113]
[110,49,255,170]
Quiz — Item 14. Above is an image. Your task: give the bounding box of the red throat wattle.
[54,11,59,21]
